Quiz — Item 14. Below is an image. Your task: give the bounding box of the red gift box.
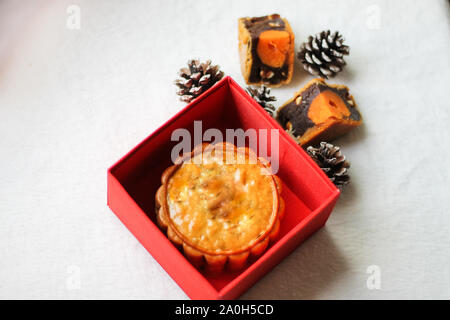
[107,76,340,299]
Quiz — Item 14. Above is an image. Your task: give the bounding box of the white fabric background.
[0,0,449,299]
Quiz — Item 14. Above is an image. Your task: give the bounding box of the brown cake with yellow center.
[277,78,363,147]
[155,142,284,274]
[238,14,295,86]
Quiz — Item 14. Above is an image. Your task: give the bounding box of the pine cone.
[175,59,224,103]
[306,142,350,189]
[297,30,349,79]
[246,85,276,117]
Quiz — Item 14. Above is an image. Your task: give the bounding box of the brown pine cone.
[306,142,350,189]
[297,30,350,79]
[246,85,276,117]
[175,59,224,103]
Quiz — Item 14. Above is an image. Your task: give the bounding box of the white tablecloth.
[1,0,449,299]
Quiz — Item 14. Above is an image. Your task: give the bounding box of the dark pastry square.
[277,78,362,147]
[238,14,295,86]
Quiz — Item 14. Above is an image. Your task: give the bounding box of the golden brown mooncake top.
[165,144,279,255]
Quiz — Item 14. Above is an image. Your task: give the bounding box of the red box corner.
[107,76,340,299]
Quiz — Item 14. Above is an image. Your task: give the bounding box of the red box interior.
[107,76,340,299]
